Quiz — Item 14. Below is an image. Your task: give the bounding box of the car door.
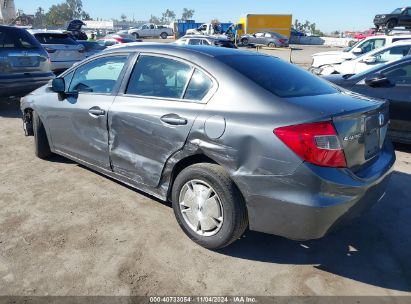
[356,45,411,73]
[108,54,215,187]
[352,61,411,136]
[253,32,265,44]
[399,8,411,26]
[45,54,130,169]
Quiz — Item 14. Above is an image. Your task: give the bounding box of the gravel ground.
[0,44,410,297]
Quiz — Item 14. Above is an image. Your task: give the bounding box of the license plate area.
[364,115,383,159]
[364,128,380,159]
[12,57,39,67]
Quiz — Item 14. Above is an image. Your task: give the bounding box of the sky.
[14,0,411,32]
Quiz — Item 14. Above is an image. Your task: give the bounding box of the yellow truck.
[236,14,292,38]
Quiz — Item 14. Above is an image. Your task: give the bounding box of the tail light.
[45,47,56,53]
[114,38,123,43]
[279,39,286,44]
[274,121,347,168]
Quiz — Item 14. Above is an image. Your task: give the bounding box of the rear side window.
[374,45,411,63]
[184,69,213,100]
[34,33,77,45]
[126,55,192,99]
[219,55,338,98]
[0,28,39,49]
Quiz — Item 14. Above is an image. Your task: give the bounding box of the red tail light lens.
[274,121,347,168]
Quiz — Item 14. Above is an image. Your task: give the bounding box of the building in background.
[0,0,16,24]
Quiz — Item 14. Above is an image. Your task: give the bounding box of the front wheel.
[160,32,168,39]
[241,38,249,46]
[33,111,52,159]
[172,163,248,249]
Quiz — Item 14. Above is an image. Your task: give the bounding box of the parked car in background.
[29,30,86,73]
[325,56,411,144]
[128,23,173,39]
[175,35,237,48]
[331,40,411,75]
[21,44,394,249]
[0,26,53,98]
[240,32,289,47]
[353,29,377,40]
[98,34,140,47]
[311,34,411,75]
[78,41,107,57]
[374,7,411,30]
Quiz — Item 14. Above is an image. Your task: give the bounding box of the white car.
[333,40,411,75]
[175,35,236,48]
[29,30,86,73]
[311,34,411,75]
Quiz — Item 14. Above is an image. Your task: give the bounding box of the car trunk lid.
[285,92,389,170]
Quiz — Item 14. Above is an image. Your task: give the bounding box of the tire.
[268,42,276,48]
[132,32,140,39]
[386,19,397,29]
[32,111,52,159]
[172,163,248,250]
[241,38,249,46]
[160,32,168,39]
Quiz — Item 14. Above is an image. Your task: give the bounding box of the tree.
[160,9,176,24]
[149,15,160,25]
[45,0,91,26]
[66,0,83,19]
[33,7,45,28]
[181,8,194,21]
[120,14,127,22]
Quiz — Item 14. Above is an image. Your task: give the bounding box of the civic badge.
[378,113,385,126]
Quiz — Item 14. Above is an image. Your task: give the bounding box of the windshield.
[391,8,403,14]
[219,55,338,98]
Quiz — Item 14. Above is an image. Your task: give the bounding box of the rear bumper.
[234,142,396,240]
[0,75,53,98]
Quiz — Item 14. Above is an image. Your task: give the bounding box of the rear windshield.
[34,33,78,45]
[219,55,338,98]
[0,28,40,49]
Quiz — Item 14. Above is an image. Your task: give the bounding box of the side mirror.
[362,56,377,64]
[365,74,391,87]
[52,78,65,93]
[352,47,363,54]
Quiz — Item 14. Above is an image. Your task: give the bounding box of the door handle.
[160,114,188,126]
[88,107,105,117]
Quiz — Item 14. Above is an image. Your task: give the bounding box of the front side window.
[374,45,411,63]
[126,55,192,99]
[69,55,128,94]
[188,39,202,45]
[184,69,213,100]
[359,38,386,53]
[384,62,411,85]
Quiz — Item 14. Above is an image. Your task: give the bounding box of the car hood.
[313,50,344,57]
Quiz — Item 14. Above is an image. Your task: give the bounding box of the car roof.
[28,29,69,35]
[106,43,253,58]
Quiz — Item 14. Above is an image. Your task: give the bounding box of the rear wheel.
[33,111,52,159]
[268,42,277,48]
[160,32,168,39]
[172,163,248,249]
[132,32,140,39]
[386,19,397,29]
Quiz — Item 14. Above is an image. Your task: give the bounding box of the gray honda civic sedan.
[20,44,395,249]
